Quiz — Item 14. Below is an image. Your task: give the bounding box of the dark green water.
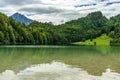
[0,46,120,76]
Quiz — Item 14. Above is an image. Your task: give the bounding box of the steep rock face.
[11,13,33,25]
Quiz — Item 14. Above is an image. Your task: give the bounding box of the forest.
[0,11,120,45]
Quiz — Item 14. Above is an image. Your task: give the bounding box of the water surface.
[0,46,120,80]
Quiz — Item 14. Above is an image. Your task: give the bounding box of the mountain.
[57,11,109,42]
[0,11,120,45]
[11,13,33,25]
[110,14,120,22]
[64,11,108,29]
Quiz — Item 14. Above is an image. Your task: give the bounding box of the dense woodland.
[0,11,120,45]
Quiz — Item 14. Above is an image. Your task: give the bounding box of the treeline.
[0,11,120,45]
[108,14,120,45]
[0,12,67,45]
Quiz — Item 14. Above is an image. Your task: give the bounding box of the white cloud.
[0,0,120,24]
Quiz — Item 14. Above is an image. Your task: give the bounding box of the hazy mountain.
[11,13,33,25]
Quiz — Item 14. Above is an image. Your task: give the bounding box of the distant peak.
[11,12,33,25]
[12,12,24,16]
[87,11,103,18]
[14,12,19,14]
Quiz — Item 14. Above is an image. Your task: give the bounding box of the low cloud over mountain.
[0,0,120,24]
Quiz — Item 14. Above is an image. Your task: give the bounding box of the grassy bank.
[72,34,111,46]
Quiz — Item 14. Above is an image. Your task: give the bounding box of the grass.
[72,34,111,46]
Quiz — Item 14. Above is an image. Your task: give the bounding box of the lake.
[0,46,120,80]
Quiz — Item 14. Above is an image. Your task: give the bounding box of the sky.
[0,0,120,24]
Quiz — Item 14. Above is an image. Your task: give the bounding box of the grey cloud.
[19,7,65,14]
[1,0,40,6]
[59,11,81,20]
[61,11,80,17]
[74,3,97,8]
[105,1,120,6]
[79,8,96,11]
[109,8,116,11]
[0,3,5,7]
[96,0,108,2]
[0,0,120,24]
[19,6,81,20]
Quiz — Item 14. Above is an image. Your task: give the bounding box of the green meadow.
[72,34,111,46]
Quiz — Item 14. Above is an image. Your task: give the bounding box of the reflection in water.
[0,62,120,80]
[0,46,120,76]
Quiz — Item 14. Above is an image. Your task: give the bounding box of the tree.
[0,31,4,44]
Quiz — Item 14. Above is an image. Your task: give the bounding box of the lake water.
[0,46,120,80]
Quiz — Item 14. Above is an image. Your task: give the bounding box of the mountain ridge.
[0,11,120,45]
[11,12,33,25]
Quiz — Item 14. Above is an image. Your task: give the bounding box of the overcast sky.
[0,0,120,24]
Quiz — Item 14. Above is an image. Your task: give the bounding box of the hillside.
[56,11,109,43]
[0,11,120,45]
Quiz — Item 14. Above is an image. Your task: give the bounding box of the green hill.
[0,11,120,45]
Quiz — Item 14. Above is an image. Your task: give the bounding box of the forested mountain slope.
[0,11,120,45]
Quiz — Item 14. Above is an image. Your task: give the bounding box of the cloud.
[1,0,40,6]
[19,7,65,14]
[74,3,97,8]
[105,1,120,6]
[0,0,120,24]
